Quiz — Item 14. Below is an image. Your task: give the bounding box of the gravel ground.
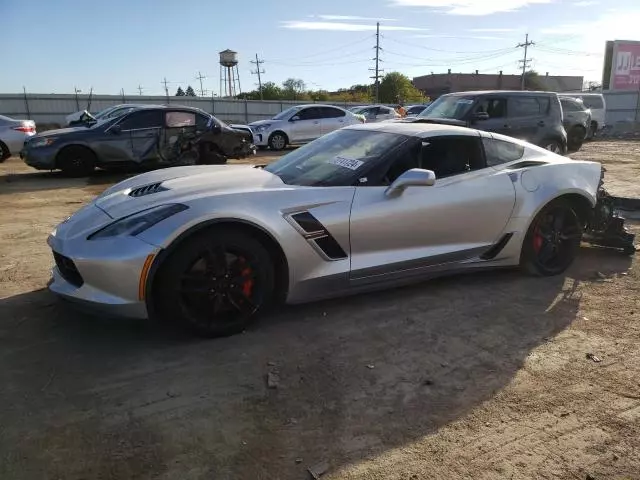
[1,142,639,480]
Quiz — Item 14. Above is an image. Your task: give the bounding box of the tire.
[567,126,586,151]
[268,131,287,151]
[56,146,96,177]
[153,228,275,337]
[542,140,563,155]
[198,142,227,165]
[520,200,583,276]
[0,141,10,162]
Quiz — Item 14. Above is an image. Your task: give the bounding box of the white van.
[559,93,606,137]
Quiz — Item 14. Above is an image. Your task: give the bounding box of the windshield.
[418,96,475,120]
[272,106,302,120]
[265,129,406,186]
[95,106,138,120]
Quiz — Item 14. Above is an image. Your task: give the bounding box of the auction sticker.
[328,156,364,170]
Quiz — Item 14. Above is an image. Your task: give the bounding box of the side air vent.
[507,161,548,169]
[128,182,167,198]
[480,233,513,260]
[290,212,348,261]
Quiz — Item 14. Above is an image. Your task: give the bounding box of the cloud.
[313,14,398,21]
[571,0,598,5]
[281,21,425,31]
[470,28,516,32]
[413,34,502,40]
[389,0,554,16]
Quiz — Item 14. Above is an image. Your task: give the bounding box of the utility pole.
[250,54,265,100]
[196,71,207,96]
[369,22,383,103]
[137,85,144,96]
[517,33,535,90]
[162,77,169,103]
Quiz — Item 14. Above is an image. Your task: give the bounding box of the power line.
[383,48,518,66]
[266,47,373,66]
[195,71,207,96]
[267,34,373,62]
[250,54,265,100]
[369,22,383,103]
[383,35,517,55]
[517,33,535,90]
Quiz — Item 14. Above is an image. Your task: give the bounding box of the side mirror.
[109,124,122,134]
[472,111,490,121]
[385,168,436,197]
[290,115,300,122]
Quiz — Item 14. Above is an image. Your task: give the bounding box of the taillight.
[13,125,35,133]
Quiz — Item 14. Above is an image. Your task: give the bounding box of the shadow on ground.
[0,247,632,479]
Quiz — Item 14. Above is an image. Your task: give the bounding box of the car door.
[348,134,516,284]
[560,98,581,129]
[117,109,164,164]
[377,106,397,121]
[288,107,322,143]
[318,106,348,135]
[506,96,547,143]
[468,96,510,135]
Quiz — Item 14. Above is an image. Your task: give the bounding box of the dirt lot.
[1,142,640,480]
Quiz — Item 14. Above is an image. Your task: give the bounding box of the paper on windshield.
[457,99,474,105]
[328,156,364,170]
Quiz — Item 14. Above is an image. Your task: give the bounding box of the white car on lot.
[0,115,36,161]
[350,105,401,123]
[559,93,606,137]
[249,104,364,150]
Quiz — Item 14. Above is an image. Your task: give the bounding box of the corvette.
[48,122,634,337]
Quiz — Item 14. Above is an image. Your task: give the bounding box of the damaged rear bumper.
[584,187,637,255]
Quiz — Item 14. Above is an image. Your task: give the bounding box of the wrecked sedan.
[22,105,254,176]
[48,123,635,337]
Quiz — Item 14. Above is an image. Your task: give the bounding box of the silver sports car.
[48,122,635,336]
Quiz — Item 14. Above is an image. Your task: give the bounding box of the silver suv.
[249,104,364,150]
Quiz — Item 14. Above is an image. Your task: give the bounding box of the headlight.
[88,204,188,240]
[29,138,56,148]
[255,124,271,132]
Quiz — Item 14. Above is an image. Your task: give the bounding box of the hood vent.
[128,182,167,198]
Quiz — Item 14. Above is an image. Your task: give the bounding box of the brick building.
[413,71,584,98]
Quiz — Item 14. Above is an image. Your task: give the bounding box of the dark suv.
[411,91,567,153]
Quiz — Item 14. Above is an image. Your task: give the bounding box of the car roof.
[295,104,348,109]
[345,121,481,138]
[444,90,555,97]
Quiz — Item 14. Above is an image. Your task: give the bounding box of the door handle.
[537,120,545,126]
[503,124,511,129]
[313,121,320,124]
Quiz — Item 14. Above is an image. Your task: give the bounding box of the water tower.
[219,49,242,98]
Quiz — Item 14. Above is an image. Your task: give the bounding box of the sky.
[1,0,639,95]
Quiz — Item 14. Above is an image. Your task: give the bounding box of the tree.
[523,71,547,91]
[175,86,185,96]
[378,72,424,104]
[185,85,196,97]
[282,78,306,100]
[261,82,283,100]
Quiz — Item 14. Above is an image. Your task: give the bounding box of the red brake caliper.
[237,257,253,297]
[533,226,543,253]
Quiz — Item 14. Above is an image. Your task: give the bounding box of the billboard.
[604,40,640,91]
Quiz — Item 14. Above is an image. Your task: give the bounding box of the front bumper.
[251,131,269,146]
[21,145,57,170]
[47,232,160,319]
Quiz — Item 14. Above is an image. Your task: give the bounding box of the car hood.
[402,117,467,127]
[248,119,278,127]
[94,165,285,219]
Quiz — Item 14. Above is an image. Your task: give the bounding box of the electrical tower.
[369,22,383,103]
[250,54,265,100]
[517,34,535,90]
[162,77,170,102]
[137,85,144,95]
[196,71,207,96]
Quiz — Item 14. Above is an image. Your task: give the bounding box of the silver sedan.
[48,122,633,337]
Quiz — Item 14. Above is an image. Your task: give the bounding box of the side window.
[537,96,550,113]
[319,107,346,118]
[474,98,506,118]
[196,113,212,130]
[482,138,525,166]
[420,136,486,177]
[561,100,580,112]
[165,111,196,128]
[508,97,541,117]
[118,110,163,130]
[297,108,319,120]
[582,96,604,109]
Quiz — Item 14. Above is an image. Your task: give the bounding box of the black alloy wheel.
[154,230,274,337]
[522,201,583,276]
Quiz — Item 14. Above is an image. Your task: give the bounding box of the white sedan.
[0,115,36,161]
